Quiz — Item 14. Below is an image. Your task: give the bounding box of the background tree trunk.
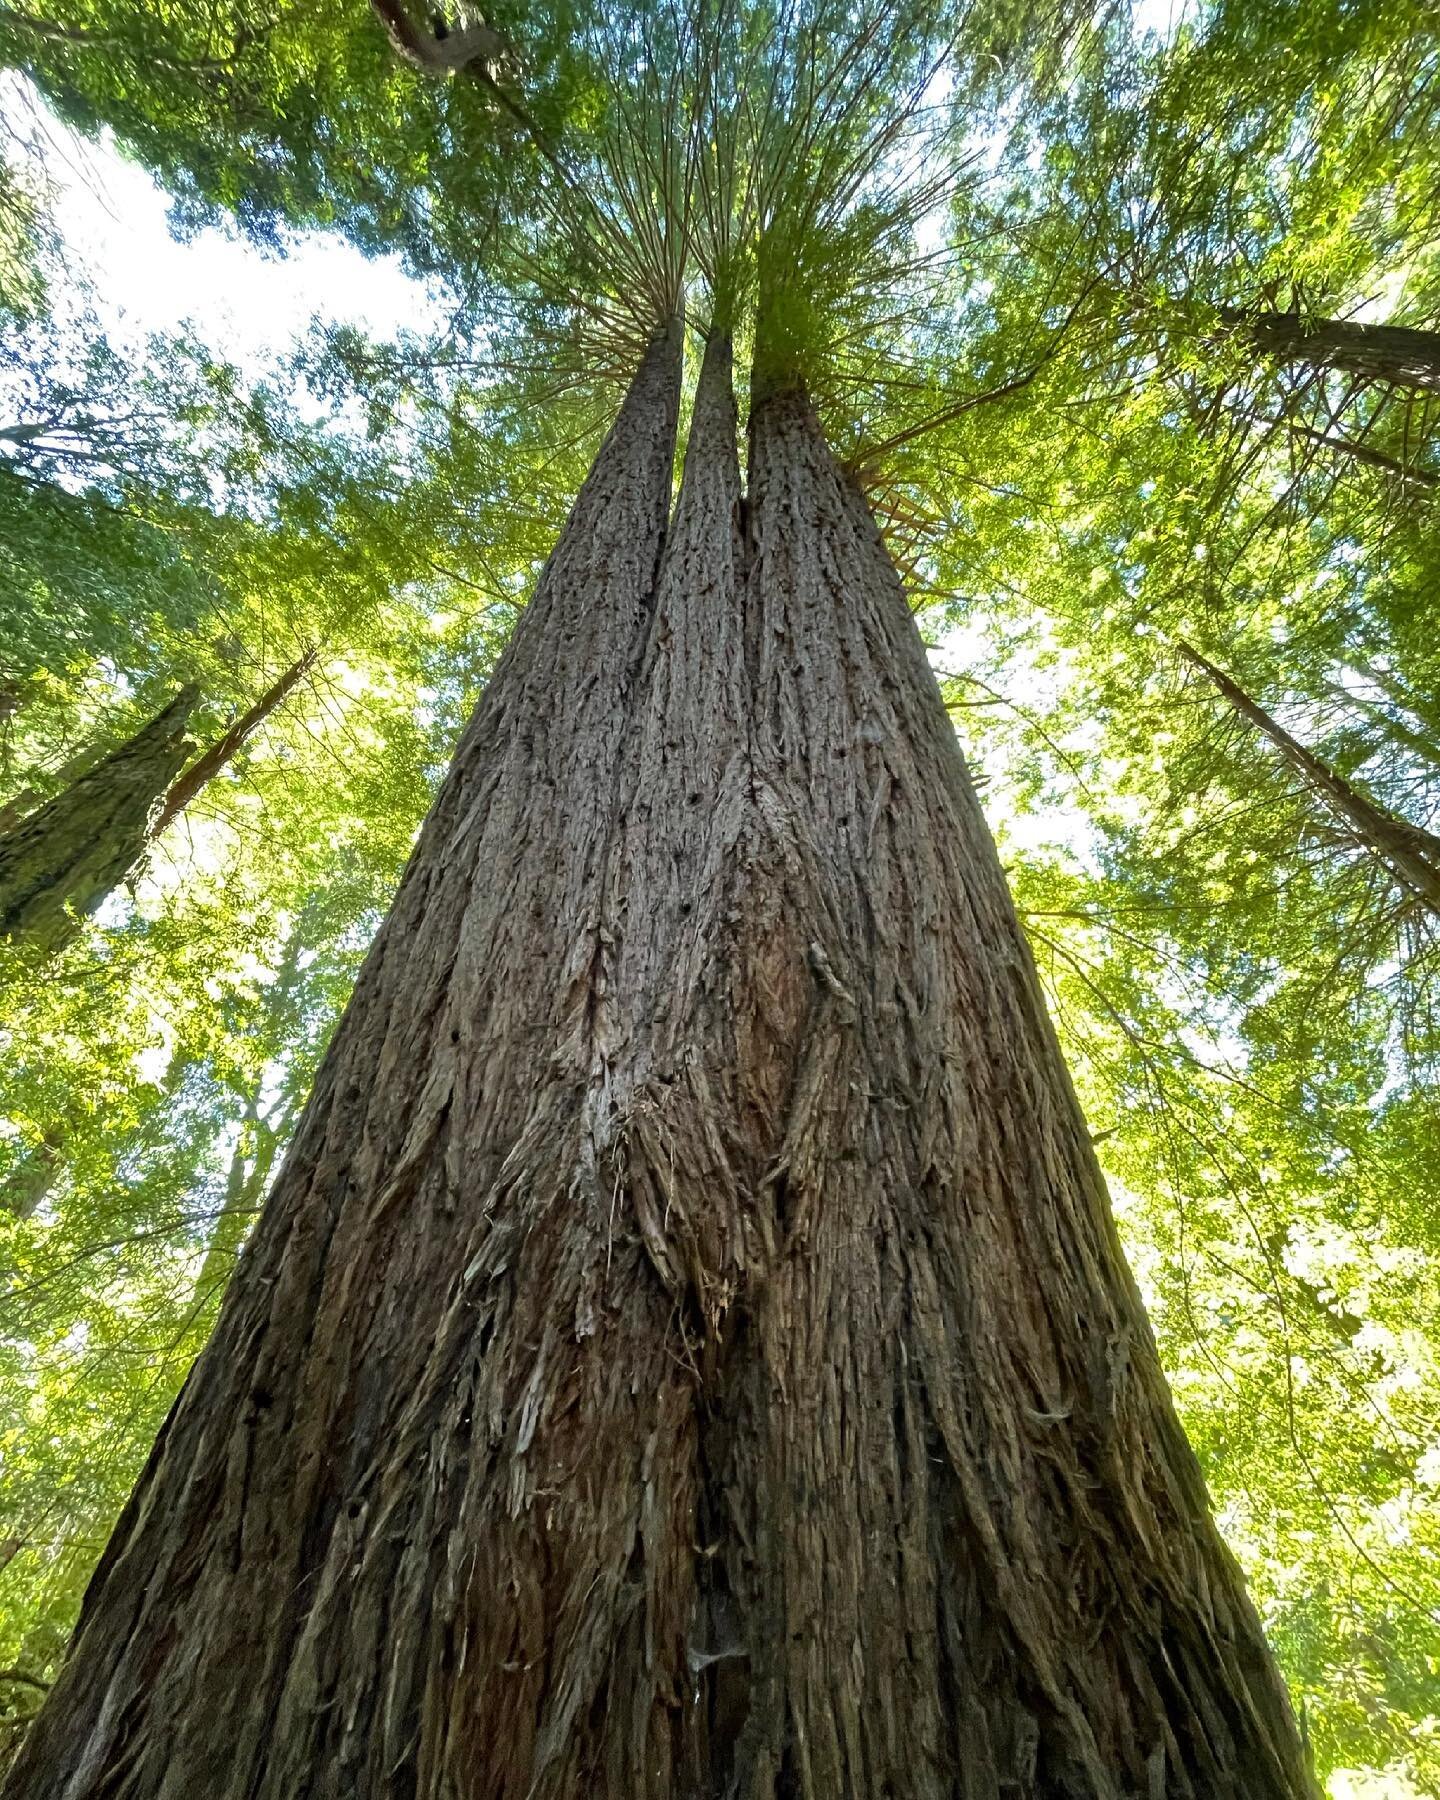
[1179,639,1440,917]
[148,647,318,841]
[3,324,1314,1799]
[0,685,197,953]
[1221,305,1440,394]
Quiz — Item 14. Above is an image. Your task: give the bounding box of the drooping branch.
[1230,402,1440,489]
[853,276,1101,470]
[1282,416,1438,488]
[1177,639,1440,918]
[149,646,318,841]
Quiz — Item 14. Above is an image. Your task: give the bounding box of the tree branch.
[368,0,504,76]
[0,1668,49,1694]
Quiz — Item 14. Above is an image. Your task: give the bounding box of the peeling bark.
[0,686,197,953]
[369,0,507,76]
[2,321,687,1800]
[3,324,1313,1799]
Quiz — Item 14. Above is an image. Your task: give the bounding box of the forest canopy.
[0,0,1436,1793]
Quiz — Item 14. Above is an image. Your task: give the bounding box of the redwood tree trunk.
[4,326,1313,1799]
[1221,304,1440,394]
[0,685,197,953]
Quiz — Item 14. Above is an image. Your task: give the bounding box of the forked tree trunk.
[1179,639,1440,918]
[4,325,1313,1799]
[0,686,197,953]
[1220,304,1440,394]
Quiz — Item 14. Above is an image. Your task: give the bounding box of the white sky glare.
[4,73,437,373]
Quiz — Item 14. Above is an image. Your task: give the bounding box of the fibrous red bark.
[3,322,1314,1799]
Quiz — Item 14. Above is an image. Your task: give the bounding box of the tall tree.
[1,33,1315,1777]
[12,0,1440,1788]
[146,646,318,841]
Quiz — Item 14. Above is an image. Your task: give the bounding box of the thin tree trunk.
[0,790,39,835]
[186,1097,276,1311]
[1220,305,1440,394]
[149,647,318,841]
[1179,640,1440,917]
[4,324,1313,1799]
[1244,411,1439,488]
[1348,652,1440,747]
[1324,675,1440,776]
[0,686,197,953]
[1288,419,1437,486]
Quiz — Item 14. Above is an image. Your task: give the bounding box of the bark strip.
[680,353,1317,1797]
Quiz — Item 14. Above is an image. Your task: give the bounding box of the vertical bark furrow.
[704,375,1314,1798]
[4,321,1313,1800]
